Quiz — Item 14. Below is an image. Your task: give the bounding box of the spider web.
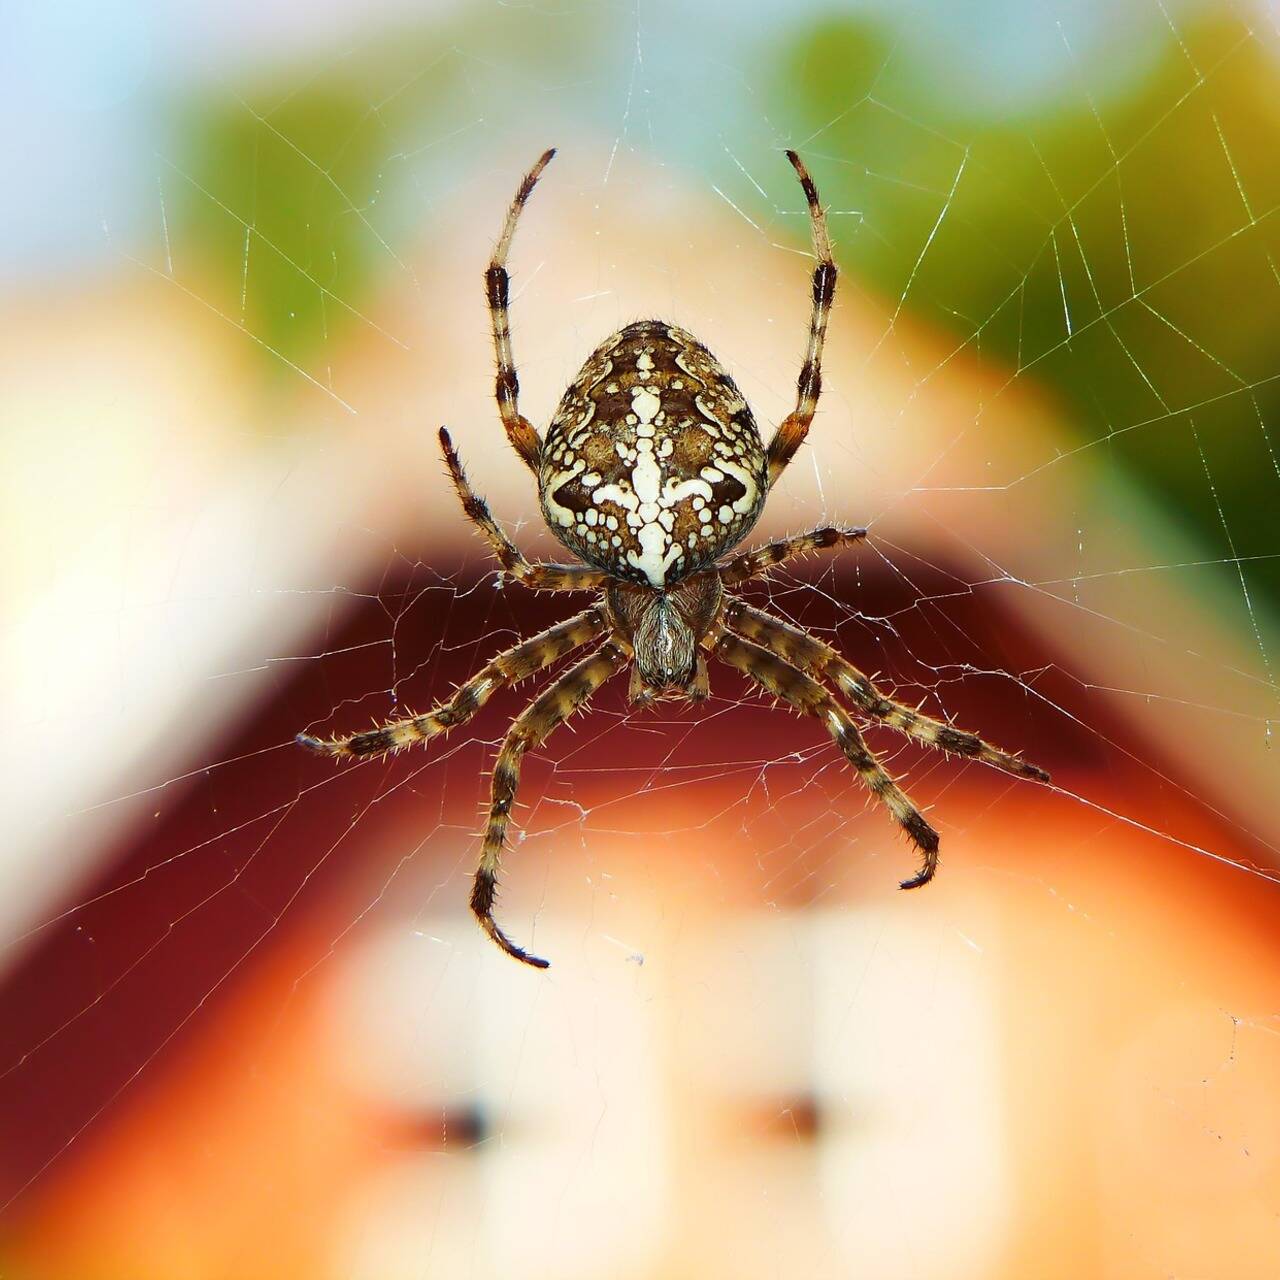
[4,1,1280,1276]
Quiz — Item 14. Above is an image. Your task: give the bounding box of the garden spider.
[298,148,1049,968]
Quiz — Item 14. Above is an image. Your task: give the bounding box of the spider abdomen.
[539,320,766,588]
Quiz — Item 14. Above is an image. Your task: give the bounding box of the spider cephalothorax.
[298,148,1049,968]
[606,572,722,700]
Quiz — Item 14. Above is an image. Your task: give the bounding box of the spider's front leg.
[719,526,866,587]
[473,641,627,968]
[297,608,605,758]
[712,629,939,889]
[723,599,1050,782]
[439,428,608,592]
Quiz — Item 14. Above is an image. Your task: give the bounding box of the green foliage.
[171,8,605,392]
[773,13,1280,604]
[180,81,396,374]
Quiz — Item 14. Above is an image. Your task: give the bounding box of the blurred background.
[3,0,1280,1276]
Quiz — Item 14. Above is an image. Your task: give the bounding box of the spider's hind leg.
[766,151,838,488]
[487,148,556,473]
[719,526,865,588]
[439,428,607,592]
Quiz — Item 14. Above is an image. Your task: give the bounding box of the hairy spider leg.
[297,608,606,758]
[440,428,608,591]
[471,642,627,967]
[766,151,839,487]
[712,630,940,889]
[487,148,556,473]
[719,525,866,587]
[724,601,1050,782]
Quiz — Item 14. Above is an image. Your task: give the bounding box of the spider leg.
[712,629,940,889]
[723,599,1050,782]
[766,151,837,488]
[719,525,866,587]
[440,428,607,591]
[688,653,711,702]
[297,607,605,759]
[472,641,627,968]
[487,147,556,474]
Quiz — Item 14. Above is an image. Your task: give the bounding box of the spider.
[298,148,1049,968]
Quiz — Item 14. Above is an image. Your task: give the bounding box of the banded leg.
[713,630,939,889]
[440,427,607,591]
[472,642,627,968]
[723,599,1050,782]
[486,147,556,473]
[767,151,838,487]
[719,525,865,587]
[297,608,606,759]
